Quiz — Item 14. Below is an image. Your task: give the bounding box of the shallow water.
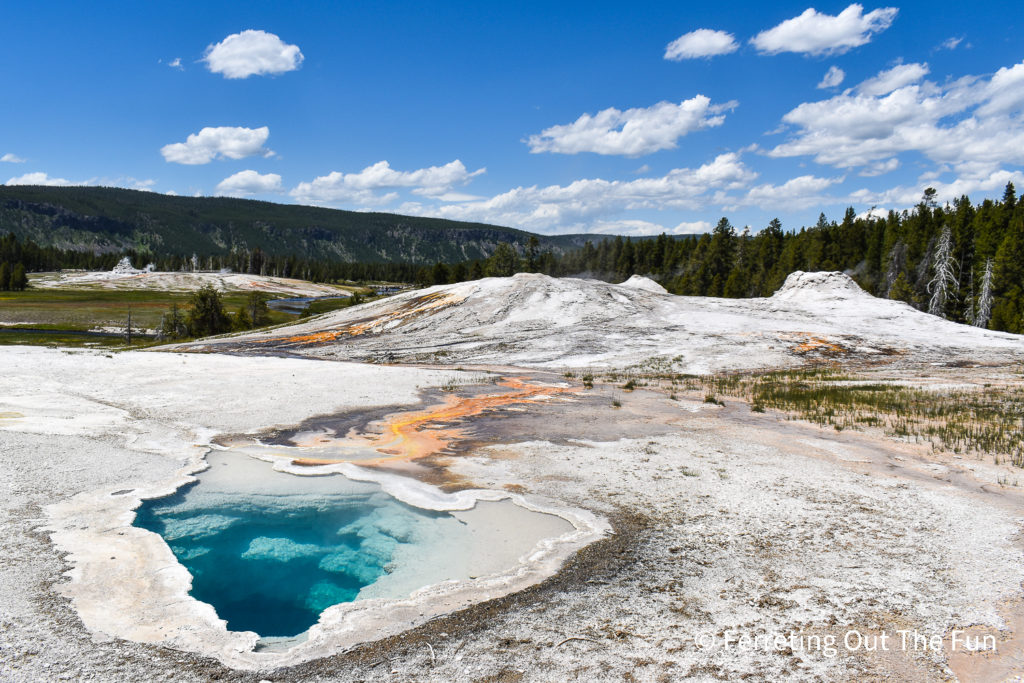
[134,452,574,638]
[135,453,449,637]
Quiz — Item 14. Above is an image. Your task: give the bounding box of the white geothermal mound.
[180,272,1024,372]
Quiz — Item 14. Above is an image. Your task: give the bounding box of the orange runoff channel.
[291,377,578,467]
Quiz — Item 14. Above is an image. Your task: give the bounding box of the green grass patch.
[0,288,298,346]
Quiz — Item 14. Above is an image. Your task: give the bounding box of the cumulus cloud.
[395,153,757,233]
[4,173,155,190]
[203,30,303,79]
[5,171,76,186]
[857,62,929,96]
[766,58,1024,177]
[742,175,844,209]
[664,29,739,60]
[584,219,716,236]
[168,57,183,70]
[817,66,846,89]
[751,4,898,56]
[215,170,283,197]
[938,36,963,51]
[858,157,900,176]
[978,61,1024,117]
[1,153,26,163]
[291,160,485,204]
[850,168,1024,208]
[161,126,271,164]
[526,96,735,156]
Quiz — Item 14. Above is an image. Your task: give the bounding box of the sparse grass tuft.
[637,366,1024,467]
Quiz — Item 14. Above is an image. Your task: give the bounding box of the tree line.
[0,233,31,290]
[422,184,1024,333]
[3,184,1023,334]
[158,286,274,340]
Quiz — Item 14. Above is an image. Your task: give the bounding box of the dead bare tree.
[927,225,958,318]
[974,258,994,328]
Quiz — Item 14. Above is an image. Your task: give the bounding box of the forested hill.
[0,185,598,263]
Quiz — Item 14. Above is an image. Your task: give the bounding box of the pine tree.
[430,262,451,285]
[1003,181,1016,210]
[889,272,916,305]
[246,291,272,327]
[160,303,187,339]
[703,217,736,296]
[486,243,517,277]
[186,284,231,337]
[525,236,540,272]
[0,262,9,291]
[990,217,1024,333]
[234,305,252,331]
[10,263,27,291]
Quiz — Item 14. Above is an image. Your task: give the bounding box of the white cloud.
[585,219,715,236]
[1,153,26,163]
[215,170,283,197]
[664,29,739,60]
[117,177,157,190]
[857,62,929,96]
[3,173,155,190]
[817,66,846,89]
[161,126,271,165]
[766,58,1024,176]
[850,168,1024,208]
[202,30,303,79]
[526,96,735,156]
[291,160,485,204]
[5,171,76,186]
[430,192,484,202]
[395,153,757,233]
[670,220,716,234]
[978,61,1024,117]
[751,4,898,56]
[856,206,890,220]
[858,157,900,176]
[742,175,844,209]
[168,57,183,70]
[938,36,963,51]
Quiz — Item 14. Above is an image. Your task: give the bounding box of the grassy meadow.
[0,286,299,348]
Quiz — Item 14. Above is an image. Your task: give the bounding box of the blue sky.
[2,1,1023,236]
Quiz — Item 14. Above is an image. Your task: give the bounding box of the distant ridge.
[0,185,610,264]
